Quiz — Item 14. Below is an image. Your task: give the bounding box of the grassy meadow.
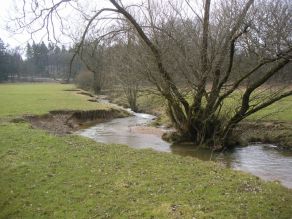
[0,83,292,218]
[221,91,292,121]
[0,83,110,118]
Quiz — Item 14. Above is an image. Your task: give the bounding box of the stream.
[78,110,292,189]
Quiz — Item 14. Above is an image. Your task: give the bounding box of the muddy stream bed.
[77,104,292,189]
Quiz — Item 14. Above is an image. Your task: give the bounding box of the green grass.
[1,122,292,218]
[250,96,292,121]
[0,83,110,118]
[221,92,292,121]
[0,83,292,218]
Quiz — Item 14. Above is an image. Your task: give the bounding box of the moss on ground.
[1,122,292,218]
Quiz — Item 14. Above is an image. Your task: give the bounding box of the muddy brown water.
[77,111,292,189]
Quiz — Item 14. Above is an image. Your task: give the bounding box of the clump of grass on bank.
[0,83,111,118]
[1,122,292,218]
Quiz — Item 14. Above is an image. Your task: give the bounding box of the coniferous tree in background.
[0,39,77,82]
[0,38,23,82]
[0,39,8,81]
[23,42,74,81]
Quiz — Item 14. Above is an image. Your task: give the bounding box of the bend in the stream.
[77,97,292,189]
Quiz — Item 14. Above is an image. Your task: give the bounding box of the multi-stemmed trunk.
[109,0,291,150]
[166,99,231,150]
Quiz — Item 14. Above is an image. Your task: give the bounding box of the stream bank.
[234,121,292,150]
[22,108,130,135]
[77,100,292,189]
[2,121,292,218]
[104,90,292,149]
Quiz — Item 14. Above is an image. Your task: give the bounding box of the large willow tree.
[13,0,292,149]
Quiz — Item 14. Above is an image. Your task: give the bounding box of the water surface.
[78,112,292,188]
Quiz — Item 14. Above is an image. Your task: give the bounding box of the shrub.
[75,70,93,91]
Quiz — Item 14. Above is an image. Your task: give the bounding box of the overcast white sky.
[0,0,85,51]
[0,0,124,50]
[0,0,203,53]
[0,0,23,47]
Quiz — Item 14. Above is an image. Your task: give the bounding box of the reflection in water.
[78,112,292,189]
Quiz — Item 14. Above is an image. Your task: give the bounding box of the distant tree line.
[0,38,82,82]
[25,42,73,80]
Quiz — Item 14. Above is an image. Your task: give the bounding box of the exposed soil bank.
[22,108,130,135]
[235,121,292,150]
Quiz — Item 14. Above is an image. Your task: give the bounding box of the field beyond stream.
[0,83,292,218]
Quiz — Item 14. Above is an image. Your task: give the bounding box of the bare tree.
[106,19,147,112]
[13,0,292,150]
[78,41,106,94]
[109,45,140,111]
